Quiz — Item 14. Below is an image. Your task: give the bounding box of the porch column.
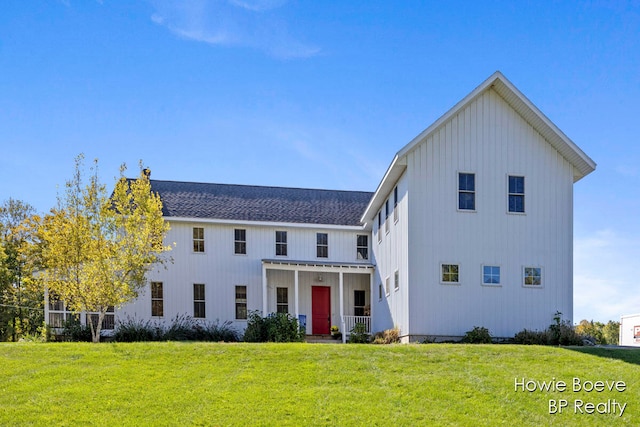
[262,264,268,315]
[294,269,299,318]
[370,268,375,333]
[339,271,345,343]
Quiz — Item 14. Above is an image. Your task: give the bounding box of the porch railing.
[342,315,371,335]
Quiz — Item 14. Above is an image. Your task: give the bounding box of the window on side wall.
[482,266,501,286]
[316,233,328,258]
[193,227,205,253]
[356,235,369,260]
[235,285,247,320]
[508,176,525,213]
[385,200,390,233]
[234,229,246,255]
[194,283,206,318]
[385,276,390,296]
[151,281,164,317]
[276,287,289,314]
[393,186,399,223]
[523,267,542,287]
[377,212,382,243]
[394,270,399,291]
[441,264,460,284]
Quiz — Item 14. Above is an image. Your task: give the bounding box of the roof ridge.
[148,179,374,195]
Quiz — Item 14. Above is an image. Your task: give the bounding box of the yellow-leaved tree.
[39,155,171,342]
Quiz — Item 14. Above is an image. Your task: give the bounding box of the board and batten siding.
[117,220,372,331]
[370,172,409,338]
[404,88,574,339]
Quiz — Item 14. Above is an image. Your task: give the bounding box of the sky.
[1,1,639,323]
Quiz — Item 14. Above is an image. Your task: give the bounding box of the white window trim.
[192,227,206,254]
[507,174,526,215]
[393,186,399,224]
[457,171,477,213]
[233,228,247,256]
[481,264,502,287]
[394,270,400,292]
[385,276,390,296]
[522,266,543,288]
[440,263,461,285]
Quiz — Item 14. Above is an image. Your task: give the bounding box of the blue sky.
[1,1,638,323]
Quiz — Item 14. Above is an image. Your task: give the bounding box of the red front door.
[312,286,331,335]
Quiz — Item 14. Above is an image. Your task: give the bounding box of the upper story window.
[377,212,382,243]
[356,235,369,260]
[508,176,525,213]
[385,200,390,233]
[316,233,328,258]
[151,281,164,317]
[458,173,475,211]
[393,186,399,222]
[234,229,247,255]
[275,231,287,256]
[193,227,205,253]
[394,270,400,291]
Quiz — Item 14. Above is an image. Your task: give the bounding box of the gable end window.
[523,267,542,287]
[316,233,328,258]
[385,200,390,233]
[458,173,475,211]
[275,231,287,256]
[377,212,382,243]
[508,176,525,213]
[234,229,247,255]
[151,281,163,317]
[193,284,205,318]
[356,235,369,260]
[441,264,459,284]
[193,227,205,253]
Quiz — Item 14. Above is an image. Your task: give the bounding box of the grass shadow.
[565,346,640,366]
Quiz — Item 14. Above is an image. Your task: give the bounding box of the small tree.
[38,155,171,342]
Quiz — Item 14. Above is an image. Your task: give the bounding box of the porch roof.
[262,259,374,271]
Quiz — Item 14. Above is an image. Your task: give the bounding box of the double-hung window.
[508,176,525,213]
[377,212,382,243]
[385,200,390,233]
[393,186,399,222]
[275,231,287,256]
[151,281,164,317]
[235,286,247,319]
[234,229,246,255]
[316,233,328,258]
[276,287,289,314]
[193,227,205,252]
[458,173,475,211]
[356,235,369,260]
[193,284,205,318]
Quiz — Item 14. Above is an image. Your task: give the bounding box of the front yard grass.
[1,342,639,426]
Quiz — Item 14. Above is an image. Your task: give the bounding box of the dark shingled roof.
[150,180,374,226]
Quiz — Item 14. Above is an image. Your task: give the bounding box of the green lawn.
[1,343,639,426]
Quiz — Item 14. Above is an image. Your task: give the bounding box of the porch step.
[305,334,342,344]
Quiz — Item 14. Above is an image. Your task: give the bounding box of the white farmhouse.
[46,71,596,342]
[619,314,640,347]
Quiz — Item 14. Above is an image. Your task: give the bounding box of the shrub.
[243,311,304,342]
[61,318,92,342]
[373,327,400,344]
[113,317,163,342]
[513,329,548,345]
[195,320,239,342]
[347,322,370,344]
[462,326,492,344]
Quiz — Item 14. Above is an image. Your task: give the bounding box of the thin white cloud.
[574,229,640,322]
[149,0,320,59]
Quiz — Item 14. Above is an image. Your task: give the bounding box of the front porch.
[262,259,375,343]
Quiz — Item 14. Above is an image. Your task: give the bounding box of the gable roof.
[150,180,373,227]
[361,71,597,226]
